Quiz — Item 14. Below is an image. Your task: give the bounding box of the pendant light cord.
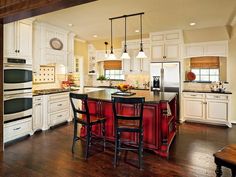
[124,16,127,52]
[140,14,143,51]
[110,19,113,54]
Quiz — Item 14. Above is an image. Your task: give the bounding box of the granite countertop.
[33,88,71,96]
[182,90,232,94]
[72,89,177,103]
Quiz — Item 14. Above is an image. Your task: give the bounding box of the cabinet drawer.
[206,94,228,100]
[4,118,32,142]
[33,96,43,103]
[183,93,205,99]
[48,92,69,101]
[49,110,69,126]
[49,99,69,113]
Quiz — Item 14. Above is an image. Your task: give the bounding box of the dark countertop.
[33,88,71,96]
[72,89,177,103]
[182,90,232,94]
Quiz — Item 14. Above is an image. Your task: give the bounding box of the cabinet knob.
[15,50,17,53]
[18,50,20,53]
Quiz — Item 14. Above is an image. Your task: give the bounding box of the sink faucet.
[109,79,113,87]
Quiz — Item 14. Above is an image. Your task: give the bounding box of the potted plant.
[97,75,107,83]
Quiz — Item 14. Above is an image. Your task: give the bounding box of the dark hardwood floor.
[1,122,235,177]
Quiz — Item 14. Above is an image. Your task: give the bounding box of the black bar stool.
[112,96,145,170]
[70,92,106,159]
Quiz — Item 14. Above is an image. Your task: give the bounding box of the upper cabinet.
[184,41,228,58]
[122,39,150,74]
[150,30,183,61]
[33,22,70,73]
[4,19,33,61]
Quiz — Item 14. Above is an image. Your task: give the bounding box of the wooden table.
[214,144,236,177]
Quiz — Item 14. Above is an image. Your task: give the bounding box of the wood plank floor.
[1,122,236,177]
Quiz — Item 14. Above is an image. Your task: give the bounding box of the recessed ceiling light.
[135,29,140,33]
[93,34,98,38]
[189,22,196,26]
[68,23,73,27]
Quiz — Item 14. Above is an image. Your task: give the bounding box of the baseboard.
[230,121,236,124]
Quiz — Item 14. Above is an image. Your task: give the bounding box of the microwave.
[4,59,32,91]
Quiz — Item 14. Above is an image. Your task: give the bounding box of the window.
[191,68,219,82]
[104,70,124,80]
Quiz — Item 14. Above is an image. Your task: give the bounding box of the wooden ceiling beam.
[1,0,96,24]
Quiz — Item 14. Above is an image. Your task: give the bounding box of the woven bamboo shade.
[190,57,219,68]
[104,60,122,70]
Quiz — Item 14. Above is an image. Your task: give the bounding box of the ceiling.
[36,0,236,41]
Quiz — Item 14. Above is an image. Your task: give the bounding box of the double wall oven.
[4,58,33,123]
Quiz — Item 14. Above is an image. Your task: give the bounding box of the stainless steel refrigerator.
[150,62,180,92]
[150,62,180,121]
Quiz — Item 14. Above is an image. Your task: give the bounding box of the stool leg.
[139,129,144,170]
[232,169,236,177]
[114,130,118,168]
[72,121,77,153]
[85,125,90,160]
[215,165,222,177]
[102,121,106,151]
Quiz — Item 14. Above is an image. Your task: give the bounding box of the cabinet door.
[165,43,180,60]
[183,98,205,120]
[151,43,165,61]
[141,48,150,73]
[4,22,17,58]
[206,100,228,122]
[131,49,141,73]
[122,58,131,74]
[33,102,43,131]
[17,20,32,59]
[205,43,227,57]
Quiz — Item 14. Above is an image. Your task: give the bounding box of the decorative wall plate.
[50,38,63,50]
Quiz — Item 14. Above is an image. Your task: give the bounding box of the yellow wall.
[228,25,236,122]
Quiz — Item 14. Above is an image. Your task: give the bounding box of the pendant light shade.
[121,16,130,59]
[136,14,147,59]
[108,19,116,60]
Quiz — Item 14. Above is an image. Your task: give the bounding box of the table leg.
[215,165,222,177]
[232,169,236,177]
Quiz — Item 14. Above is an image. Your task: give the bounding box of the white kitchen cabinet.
[150,30,183,62]
[33,22,69,73]
[33,96,43,132]
[4,19,33,60]
[182,92,231,127]
[183,98,205,120]
[184,41,228,58]
[43,92,70,129]
[122,39,150,74]
[4,118,33,143]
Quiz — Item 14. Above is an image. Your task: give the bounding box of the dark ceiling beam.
[1,0,96,24]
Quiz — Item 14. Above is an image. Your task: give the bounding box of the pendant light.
[136,14,147,59]
[108,19,116,60]
[104,41,108,58]
[121,16,130,59]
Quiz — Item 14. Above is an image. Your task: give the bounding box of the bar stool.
[112,96,145,170]
[70,92,106,160]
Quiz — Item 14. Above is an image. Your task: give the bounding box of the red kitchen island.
[78,89,177,158]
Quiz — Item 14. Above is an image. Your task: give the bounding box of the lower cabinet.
[4,118,32,143]
[32,92,71,131]
[182,92,231,127]
[33,96,43,132]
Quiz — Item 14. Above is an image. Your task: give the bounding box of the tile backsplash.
[33,66,55,84]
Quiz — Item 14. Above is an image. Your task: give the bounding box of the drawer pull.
[36,99,41,101]
[57,115,62,118]
[57,104,62,106]
[37,103,41,106]
[190,94,197,96]
[214,96,220,98]
[13,127,21,131]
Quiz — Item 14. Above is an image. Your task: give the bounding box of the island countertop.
[73,88,177,103]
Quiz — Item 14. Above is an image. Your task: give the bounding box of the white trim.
[75,37,86,43]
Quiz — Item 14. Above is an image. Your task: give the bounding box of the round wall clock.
[50,38,63,50]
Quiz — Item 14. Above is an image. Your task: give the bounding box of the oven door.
[4,92,32,122]
[4,64,32,91]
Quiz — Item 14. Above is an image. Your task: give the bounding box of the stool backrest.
[69,92,90,123]
[112,97,145,129]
